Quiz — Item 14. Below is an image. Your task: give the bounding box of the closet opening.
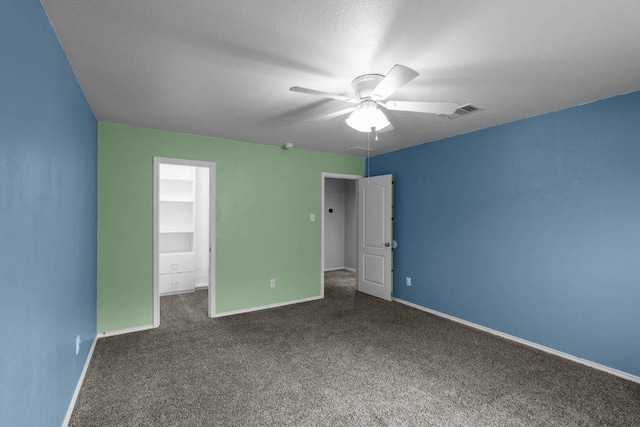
[321,173,361,298]
[153,157,216,326]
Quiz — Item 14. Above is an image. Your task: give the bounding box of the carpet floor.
[70,270,640,426]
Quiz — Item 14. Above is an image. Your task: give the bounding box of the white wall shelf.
[160,176,194,181]
[158,164,197,294]
[160,197,194,203]
[161,250,195,255]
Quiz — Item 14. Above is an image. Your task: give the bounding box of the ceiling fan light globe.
[345,107,391,133]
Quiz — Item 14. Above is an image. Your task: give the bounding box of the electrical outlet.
[75,335,81,355]
[270,278,276,288]
[406,277,412,287]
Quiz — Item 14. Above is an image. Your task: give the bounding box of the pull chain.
[366,128,371,179]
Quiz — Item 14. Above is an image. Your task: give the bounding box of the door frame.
[153,157,217,327]
[320,172,362,298]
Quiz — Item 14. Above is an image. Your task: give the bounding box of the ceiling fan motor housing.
[352,74,384,99]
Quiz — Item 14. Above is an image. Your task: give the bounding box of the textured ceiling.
[41,0,640,156]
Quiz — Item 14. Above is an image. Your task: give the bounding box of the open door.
[357,174,393,301]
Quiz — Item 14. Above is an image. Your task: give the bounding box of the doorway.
[321,173,361,297]
[321,172,394,302]
[153,157,216,327]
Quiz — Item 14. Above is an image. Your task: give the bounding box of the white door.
[357,174,393,301]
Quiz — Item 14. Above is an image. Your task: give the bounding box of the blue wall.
[0,1,97,425]
[369,91,640,377]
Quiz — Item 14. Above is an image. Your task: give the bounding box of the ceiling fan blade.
[378,123,394,133]
[383,101,459,115]
[371,65,419,100]
[290,86,358,104]
[316,107,357,121]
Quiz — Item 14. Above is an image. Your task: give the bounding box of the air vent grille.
[343,147,373,155]
[444,103,483,119]
[459,104,480,113]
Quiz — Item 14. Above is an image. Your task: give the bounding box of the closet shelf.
[159,228,194,234]
[159,250,195,256]
[159,176,194,182]
[159,198,195,203]
[158,163,199,296]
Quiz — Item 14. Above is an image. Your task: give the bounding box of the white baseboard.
[213,295,322,318]
[324,266,356,272]
[394,298,640,385]
[98,324,154,338]
[62,336,97,427]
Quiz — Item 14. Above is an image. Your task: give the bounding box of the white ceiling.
[41,0,640,156]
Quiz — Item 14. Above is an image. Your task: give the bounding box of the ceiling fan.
[290,64,459,133]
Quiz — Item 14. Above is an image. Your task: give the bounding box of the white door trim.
[320,172,362,298]
[153,157,217,327]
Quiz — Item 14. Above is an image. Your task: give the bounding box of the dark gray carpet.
[71,270,640,426]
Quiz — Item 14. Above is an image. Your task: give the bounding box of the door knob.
[384,242,391,247]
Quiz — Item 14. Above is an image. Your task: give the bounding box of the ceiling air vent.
[444,103,483,119]
[343,147,373,156]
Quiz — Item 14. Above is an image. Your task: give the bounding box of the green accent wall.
[98,123,364,333]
